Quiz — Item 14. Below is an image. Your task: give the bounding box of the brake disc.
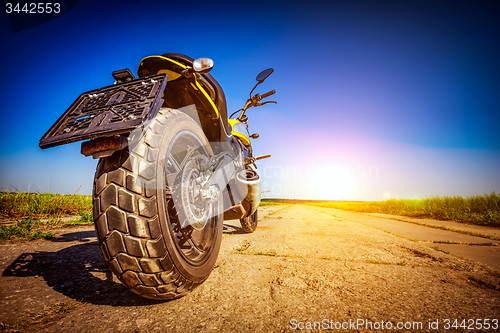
[180,158,212,230]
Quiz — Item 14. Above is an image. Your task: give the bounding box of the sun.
[310,165,355,200]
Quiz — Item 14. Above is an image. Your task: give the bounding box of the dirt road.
[1,205,499,332]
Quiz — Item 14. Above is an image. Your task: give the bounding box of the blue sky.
[1,0,499,200]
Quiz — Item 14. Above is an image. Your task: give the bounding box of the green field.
[0,191,93,240]
[305,193,500,226]
[0,191,92,222]
[0,191,283,240]
[1,191,498,240]
[258,200,287,207]
[0,192,281,222]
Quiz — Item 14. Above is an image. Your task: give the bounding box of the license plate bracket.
[39,73,167,149]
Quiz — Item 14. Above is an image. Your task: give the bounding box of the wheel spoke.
[167,153,181,172]
[187,237,204,255]
[167,144,197,172]
[177,146,197,170]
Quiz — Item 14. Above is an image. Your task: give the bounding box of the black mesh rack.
[39,73,168,149]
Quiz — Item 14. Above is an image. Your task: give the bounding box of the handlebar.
[260,89,276,99]
[233,89,277,120]
[256,101,277,106]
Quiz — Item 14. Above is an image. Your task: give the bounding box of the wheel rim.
[164,131,220,266]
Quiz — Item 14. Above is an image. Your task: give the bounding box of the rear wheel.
[92,108,223,299]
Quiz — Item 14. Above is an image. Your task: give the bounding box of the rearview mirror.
[256,68,274,83]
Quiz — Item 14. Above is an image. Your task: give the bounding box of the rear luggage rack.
[39,73,167,149]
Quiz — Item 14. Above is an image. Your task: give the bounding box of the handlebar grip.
[260,89,276,99]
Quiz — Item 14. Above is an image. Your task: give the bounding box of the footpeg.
[244,154,271,164]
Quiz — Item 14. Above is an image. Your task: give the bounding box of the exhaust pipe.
[235,169,261,216]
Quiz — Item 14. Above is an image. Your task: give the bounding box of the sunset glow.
[310,165,356,200]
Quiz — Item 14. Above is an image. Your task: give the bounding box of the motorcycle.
[39,53,276,300]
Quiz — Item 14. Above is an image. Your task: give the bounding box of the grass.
[0,322,20,332]
[31,301,80,323]
[433,240,460,245]
[253,250,279,256]
[259,200,287,207]
[0,191,92,222]
[367,259,407,266]
[0,218,55,240]
[305,192,500,226]
[1,300,82,332]
[0,191,280,223]
[232,241,279,257]
[0,191,93,240]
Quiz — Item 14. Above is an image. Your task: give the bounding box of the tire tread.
[93,108,200,300]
